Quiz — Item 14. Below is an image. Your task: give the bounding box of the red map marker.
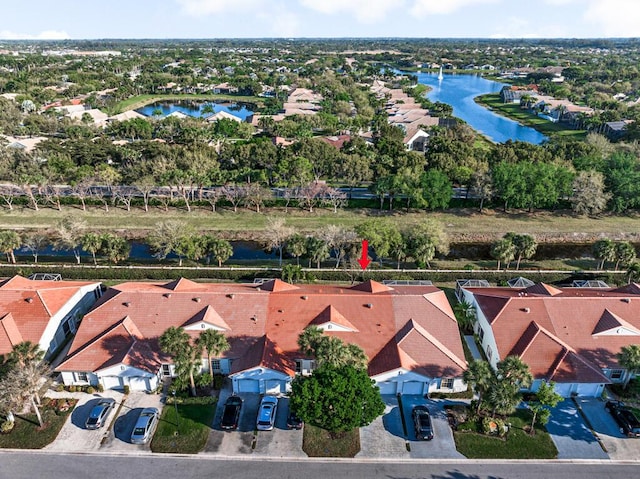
[358,239,371,270]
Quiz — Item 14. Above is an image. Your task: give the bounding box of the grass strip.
[302,423,360,457]
[150,401,216,454]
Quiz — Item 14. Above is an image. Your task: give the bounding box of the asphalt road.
[0,452,636,479]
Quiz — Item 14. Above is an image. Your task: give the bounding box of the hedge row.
[0,264,624,286]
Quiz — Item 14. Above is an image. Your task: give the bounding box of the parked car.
[256,396,278,431]
[220,395,243,431]
[412,405,434,440]
[130,407,159,444]
[286,412,303,430]
[605,400,640,437]
[85,398,116,430]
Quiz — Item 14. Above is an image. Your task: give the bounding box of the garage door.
[401,381,424,395]
[266,380,286,395]
[129,377,148,391]
[237,379,260,393]
[377,381,397,395]
[102,376,123,390]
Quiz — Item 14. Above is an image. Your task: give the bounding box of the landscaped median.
[150,396,216,454]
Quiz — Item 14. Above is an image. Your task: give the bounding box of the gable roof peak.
[162,277,201,291]
[256,279,300,292]
[523,282,563,296]
[182,305,230,330]
[350,280,393,294]
[309,305,359,332]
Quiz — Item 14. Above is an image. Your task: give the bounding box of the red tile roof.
[466,283,640,382]
[0,275,99,355]
[57,279,465,380]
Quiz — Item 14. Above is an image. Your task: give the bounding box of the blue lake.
[137,100,254,120]
[414,72,548,144]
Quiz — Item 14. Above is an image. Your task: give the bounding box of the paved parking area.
[203,390,305,457]
[357,395,408,459]
[576,397,640,461]
[401,395,465,459]
[45,390,125,452]
[546,399,608,459]
[100,392,165,452]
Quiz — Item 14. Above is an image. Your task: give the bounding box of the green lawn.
[454,409,558,459]
[150,400,216,454]
[2,204,639,241]
[476,94,587,140]
[0,399,76,449]
[302,424,360,457]
[114,94,264,113]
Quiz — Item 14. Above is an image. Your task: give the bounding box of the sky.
[1,0,639,40]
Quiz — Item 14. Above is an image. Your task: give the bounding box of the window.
[611,369,624,380]
[441,378,454,389]
[486,345,492,361]
[62,320,72,336]
[479,327,485,340]
[211,359,221,372]
[76,372,88,382]
[161,364,171,377]
[295,360,302,374]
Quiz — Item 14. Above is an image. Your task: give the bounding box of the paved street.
[0,452,636,479]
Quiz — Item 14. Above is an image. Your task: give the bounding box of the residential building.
[458,281,640,397]
[56,279,467,396]
[0,275,102,360]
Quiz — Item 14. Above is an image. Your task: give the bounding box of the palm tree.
[614,241,636,271]
[286,234,307,266]
[196,329,229,388]
[453,300,476,334]
[159,327,199,396]
[491,238,516,270]
[487,380,520,417]
[497,356,533,389]
[463,359,494,414]
[508,234,537,270]
[81,232,103,265]
[0,230,21,264]
[305,236,330,269]
[297,326,323,358]
[617,345,640,389]
[627,262,640,284]
[593,239,616,270]
[206,238,233,267]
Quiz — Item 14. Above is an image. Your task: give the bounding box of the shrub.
[196,373,212,388]
[55,384,64,392]
[0,420,15,434]
[123,385,130,395]
[481,416,507,437]
[97,384,104,392]
[68,385,77,392]
[86,386,95,394]
[213,374,224,390]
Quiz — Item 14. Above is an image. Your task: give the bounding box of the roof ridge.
[406,319,467,370]
[421,291,457,323]
[35,290,52,317]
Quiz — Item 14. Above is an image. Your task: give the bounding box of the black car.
[220,395,243,431]
[605,400,640,437]
[412,405,434,441]
[286,412,303,430]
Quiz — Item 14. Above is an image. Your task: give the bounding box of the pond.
[412,71,548,144]
[136,100,254,120]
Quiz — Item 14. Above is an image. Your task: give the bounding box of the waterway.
[136,100,254,120]
[413,71,548,144]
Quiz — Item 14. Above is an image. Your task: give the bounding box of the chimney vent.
[365,303,373,309]
[193,297,201,303]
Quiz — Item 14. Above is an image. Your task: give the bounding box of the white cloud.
[583,0,640,37]
[300,0,405,23]
[258,7,301,37]
[0,30,70,40]
[177,0,265,16]
[410,0,500,16]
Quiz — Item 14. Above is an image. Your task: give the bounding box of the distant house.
[213,83,238,95]
[205,110,243,123]
[56,279,467,396]
[403,128,430,152]
[600,120,633,141]
[0,275,102,360]
[500,86,539,104]
[458,282,640,397]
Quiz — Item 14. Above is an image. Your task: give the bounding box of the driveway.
[400,395,465,459]
[545,399,608,459]
[100,391,165,452]
[45,390,125,452]
[357,395,408,459]
[253,396,305,458]
[576,396,640,461]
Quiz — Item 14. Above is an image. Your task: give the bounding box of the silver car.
[256,396,278,431]
[85,398,116,430]
[130,407,159,444]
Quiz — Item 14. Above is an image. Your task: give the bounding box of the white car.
[256,396,278,431]
[130,407,159,444]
